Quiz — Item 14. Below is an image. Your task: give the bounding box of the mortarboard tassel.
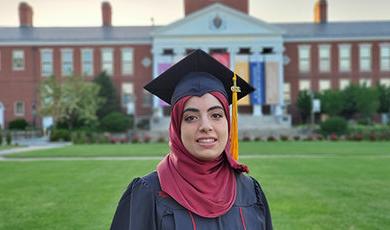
[230,73,241,161]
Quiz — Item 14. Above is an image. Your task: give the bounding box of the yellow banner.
[234,55,250,105]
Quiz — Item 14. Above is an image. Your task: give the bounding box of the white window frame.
[81,48,94,76]
[142,89,152,107]
[379,78,390,86]
[14,101,25,116]
[319,45,331,72]
[319,80,331,91]
[61,49,74,76]
[101,48,114,75]
[380,43,390,71]
[339,79,351,90]
[338,44,351,72]
[359,44,372,72]
[298,45,311,73]
[299,80,311,91]
[283,82,291,105]
[359,78,372,87]
[12,50,25,71]
[40,49,53,77]
[121,48,134,75]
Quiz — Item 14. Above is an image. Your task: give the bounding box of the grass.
[5,141,390,158]
[1,142,390,229]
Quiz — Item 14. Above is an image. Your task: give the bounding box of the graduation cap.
[144,49,254,105]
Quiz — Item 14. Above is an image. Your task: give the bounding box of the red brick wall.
[0,44,153,128]
[184,0,248,15]
[284,39,390,123]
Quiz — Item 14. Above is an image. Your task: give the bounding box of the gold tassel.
[230,73,241,161]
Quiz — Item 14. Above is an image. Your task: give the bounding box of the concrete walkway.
[1,154,389,162]
[0,136,71,156]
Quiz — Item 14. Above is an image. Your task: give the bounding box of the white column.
[275,48,285,117]
[228,47,239,70]
[174,47,186,62]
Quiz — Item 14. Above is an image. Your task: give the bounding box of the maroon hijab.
[157,91,248,218]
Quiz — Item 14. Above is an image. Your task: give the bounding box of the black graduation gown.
[110,171,272,230]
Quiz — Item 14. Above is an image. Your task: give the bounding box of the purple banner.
[250,61,265,105]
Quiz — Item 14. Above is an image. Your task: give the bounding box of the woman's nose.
[199,117,213,133]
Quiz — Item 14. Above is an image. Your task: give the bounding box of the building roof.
[0,26,156,45]
[1,20,390,44]
[274,21,390,41]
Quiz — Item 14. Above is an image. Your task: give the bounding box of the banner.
[234,55,250,105]
[249,59,265,105]
[211,53,230,67]
[158,63,172,106]
[265,62,280,105]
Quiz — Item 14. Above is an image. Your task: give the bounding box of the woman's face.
[180,93,228,161]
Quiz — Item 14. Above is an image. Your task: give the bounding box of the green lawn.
[1,142,390,229]
[5,141,390,158]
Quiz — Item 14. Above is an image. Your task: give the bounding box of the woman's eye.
[184,115,197,122]
[211,113,223,119]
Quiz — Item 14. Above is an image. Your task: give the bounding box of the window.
[299,80,311,91]
[283,83,291,104]
[121,48,134,75]
[298,45,310,73]
[319,80,331,91]
[379,78,390,86]
[142,89,152,107]
[61,49,73,76]
[14,101,25,116]
[319,45,331,72]
[339,79,351,90]
[359,44,371,71]
[339,45,351,72]
[81,49,94,76]
[101,49,113,75]
[12,50,25,71]
[40,49,53,76]
[380,44,390,71]
[122,83,135,114]
[359,79,371,87]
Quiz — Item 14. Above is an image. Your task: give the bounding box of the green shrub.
[0,130,3,145]
[100,112,131,132]
[50,129,71,142]
[6,132,12,145]
[8,118,29,130]
[320,117,348,136]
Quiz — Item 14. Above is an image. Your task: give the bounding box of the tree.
[93,71,121,120]
[341,84,359,119]
[296,90,312,123]
[319,89,344,117]
[38,76,63,125]
[377,84,390,114]
[39,76,103,129]
[355,85,379,123]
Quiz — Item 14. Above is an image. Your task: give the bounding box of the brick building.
[1,0,390,130]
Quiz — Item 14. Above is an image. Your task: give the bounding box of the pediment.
[153,3,284,37]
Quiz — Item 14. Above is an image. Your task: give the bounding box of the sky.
[1,0,390,27]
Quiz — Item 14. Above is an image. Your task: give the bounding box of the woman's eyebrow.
[208,106,224,112]
[183,107,199,113]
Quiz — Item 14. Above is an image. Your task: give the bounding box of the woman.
[110,49,272,230]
